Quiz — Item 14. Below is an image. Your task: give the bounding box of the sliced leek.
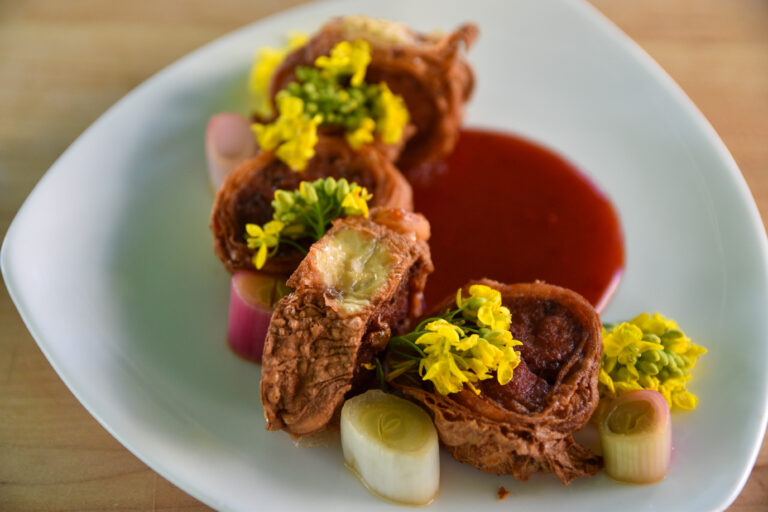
[600,389,672,484]
[340,390,439,505]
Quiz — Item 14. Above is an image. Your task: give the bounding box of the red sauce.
[407,129,624,312]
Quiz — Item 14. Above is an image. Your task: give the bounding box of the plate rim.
[3,0,767,509]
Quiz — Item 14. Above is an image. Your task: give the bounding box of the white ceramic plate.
[3,0,767,510]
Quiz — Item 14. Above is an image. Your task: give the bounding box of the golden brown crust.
[209,135,413,275]
[370,207,430,242]
[271,19,478,168]
[395,279,602,484]
[261,214,433,436]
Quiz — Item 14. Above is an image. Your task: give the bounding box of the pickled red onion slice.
[227,271,283,362]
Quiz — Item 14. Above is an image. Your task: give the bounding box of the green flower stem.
[279,238,309,255]
[295,206,325,241]
[320,201,337,220]
[443,306,467,322]
[374,357,387,392]
[389,336,426,358]
[390,350,421,361]
[254,177,375,270]
[401,373,421,386]
[413,316,443,333]
[408,307,468,335]
[311,201,326,240]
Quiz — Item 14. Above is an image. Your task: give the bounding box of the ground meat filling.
[210,136,413,275]
[508,298,583,383]
[261,214,433,436]
[231,158,376,249]
[473,297,586,412]
[269,18,477,168]
[347,264,421,397]
[479,360,551,413]
[395,280,602,484]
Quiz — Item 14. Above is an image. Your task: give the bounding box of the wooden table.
[1,1,766,509]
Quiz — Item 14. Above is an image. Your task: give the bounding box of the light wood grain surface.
[1,1,766,510]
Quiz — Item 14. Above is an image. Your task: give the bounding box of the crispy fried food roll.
[395,279,603,485]
[271,16,478,168]
[261,212,433,436]
[210,136,413,275]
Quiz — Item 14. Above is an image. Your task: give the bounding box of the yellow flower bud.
[375,82,409,144]
[244,220,284,269]
[248,32,308,118]
[314,40,372,86]
[345,117,376,149]
[600,313,705,411]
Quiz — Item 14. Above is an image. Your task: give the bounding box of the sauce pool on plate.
[407,128,624,312]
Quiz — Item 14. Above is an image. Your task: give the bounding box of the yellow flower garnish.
[602,323,664,380]
[249,32,309,118]
[660,376,698,410]
[613,380,643,395]
[251,36,410,164]
[314,40,372,86]
[244,177,374,270]
[345,117,376,149]
[456,284,512,331]
[599,313,706,411]
[251,95,321,171]
[275,119,320,171]
[599,368,616,395]
[389,287,522,396]
[421,319,466,343]
[245,220,284,269]
[630,312,679,337]
[497,347,522,386]
[298,180,319,203]
[416,320,473,395]
[481,329,523,385]
[375,83,410,144]
[341,186,373,218]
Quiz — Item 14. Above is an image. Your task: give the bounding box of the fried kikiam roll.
[392,279,603,485]
[270,16,478,169]
[261,211,433,437]
[210,135,413,275]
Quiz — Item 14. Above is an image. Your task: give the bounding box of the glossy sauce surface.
[408,129,624,311]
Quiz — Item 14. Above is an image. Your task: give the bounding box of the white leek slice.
[341,390,439,505]
[600,389,672,484]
